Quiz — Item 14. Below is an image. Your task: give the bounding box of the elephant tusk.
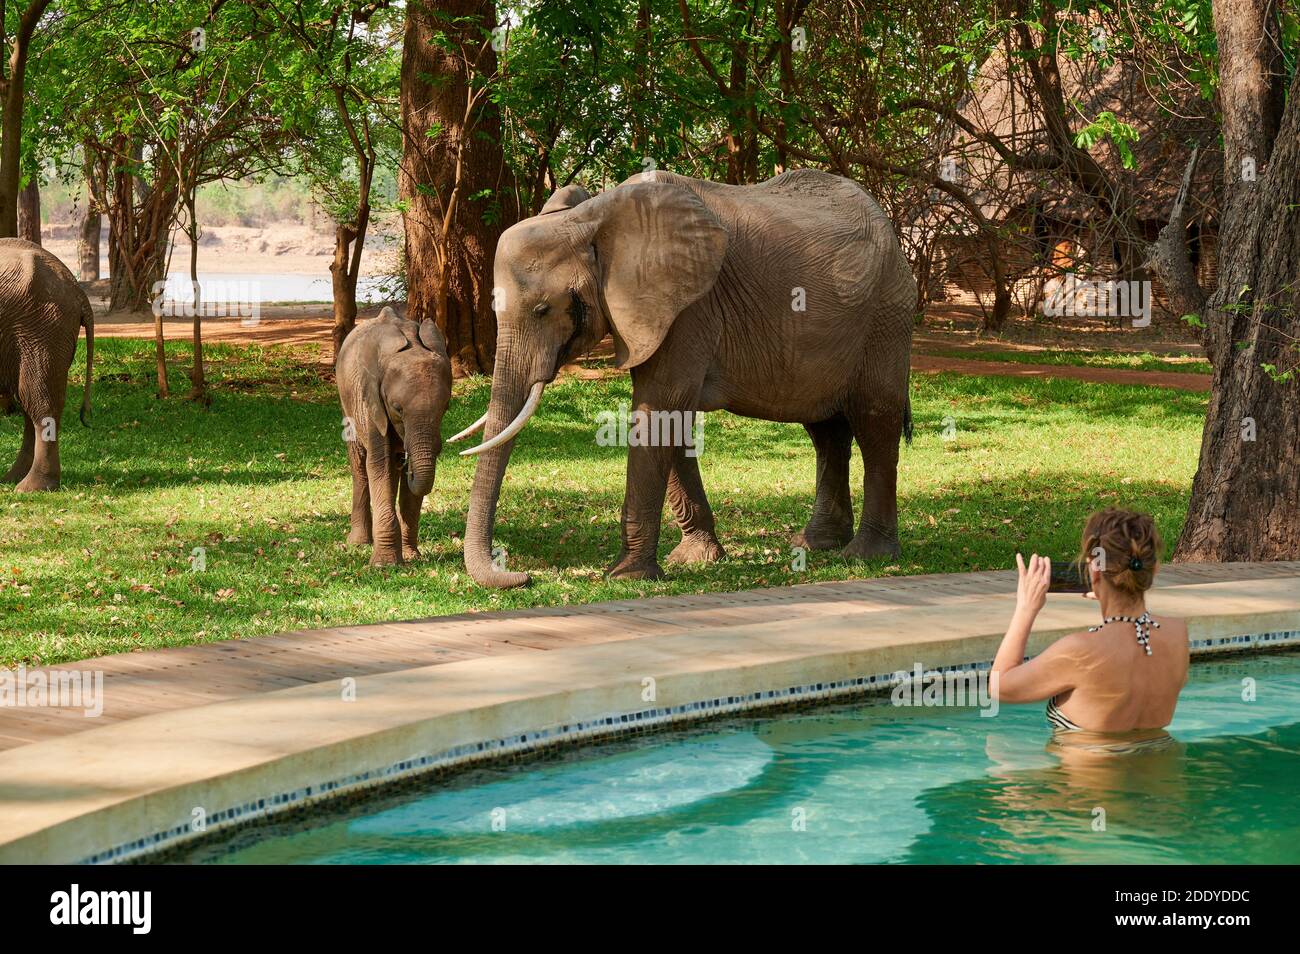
[460,382,545,457]
[447,411,489,443]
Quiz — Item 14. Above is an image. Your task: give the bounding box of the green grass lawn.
[924,346,1212,375]
[0,338,1207,667]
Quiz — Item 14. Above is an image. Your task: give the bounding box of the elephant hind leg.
[3,412,35,484]
[14,364,61,492]
[665,446,725,565]
[346,441,373,545]
[841,403,903,561]
[792,415,855,550]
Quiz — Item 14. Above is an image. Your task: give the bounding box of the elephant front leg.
[346,441,372,545]
[365,446,403,566]
[2,413,35,485]
[665,446,725,565]
[396,458,424,562]
[607,440,675,581]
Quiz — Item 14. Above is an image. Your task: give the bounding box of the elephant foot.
[402,545,421,562]
[791,520,854,551]
[347,527,372,546]
[607,554,664,581]
[2,462,31,484]
[666,531,726,565]
[841,529,900,561]
[15,472,58,493]
[369,548,404,567]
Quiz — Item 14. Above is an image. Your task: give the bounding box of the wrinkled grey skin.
[336,307,451,565]
[466,169,916,588]
[0,238,94,492]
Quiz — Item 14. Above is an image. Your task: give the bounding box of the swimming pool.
[184,650,1300,864]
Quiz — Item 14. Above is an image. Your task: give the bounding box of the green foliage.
[1073,112,1140,169]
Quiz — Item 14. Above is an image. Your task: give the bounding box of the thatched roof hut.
[921,48,1221,316]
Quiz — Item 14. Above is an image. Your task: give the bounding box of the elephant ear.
[363,323,412,437]
[539,184,590,215]
[359,362,389,439]
[416,317,448,357]
[569,181,728,369]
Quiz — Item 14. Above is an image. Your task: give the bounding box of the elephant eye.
[533,302,550,316]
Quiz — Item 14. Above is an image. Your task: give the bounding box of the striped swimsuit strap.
[1046,696,1082,731]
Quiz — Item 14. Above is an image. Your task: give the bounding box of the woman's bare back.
[1052,614,1189,732]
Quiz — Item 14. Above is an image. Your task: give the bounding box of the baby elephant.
[337,307,451,565]
[0,239,94,491]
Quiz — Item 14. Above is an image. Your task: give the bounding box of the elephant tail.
[902,396,913,446]
[79,300,94,427]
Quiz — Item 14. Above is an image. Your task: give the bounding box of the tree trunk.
[1176,2,1298,561]
[17,177,39,244]
[107,143,177,313]
[100,139,177,395]
[78,204,101,281]
[185,196,207,405]
[399,0,512,377]
[330,121,373,362]
[330,222,361,361]
[0,1,53,237]
[80,148,105,281]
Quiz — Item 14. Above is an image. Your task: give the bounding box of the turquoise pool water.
[190,651,1300,864]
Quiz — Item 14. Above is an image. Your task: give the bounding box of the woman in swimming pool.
[991,508,1189,734]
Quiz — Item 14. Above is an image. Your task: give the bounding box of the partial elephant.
[0,238,94,492]
[336,306,451,565]
[456,169,916,588]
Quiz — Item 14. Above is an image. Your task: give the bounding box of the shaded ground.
[91,302,1211,390]
[910,353,1208,392]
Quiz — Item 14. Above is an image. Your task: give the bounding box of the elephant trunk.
[464,359,534,589]
[404,430,439,498]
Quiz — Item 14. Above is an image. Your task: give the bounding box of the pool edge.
[2,574,1299,864]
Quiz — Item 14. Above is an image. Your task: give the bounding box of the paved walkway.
[910,353,1210,391]
[2,561,1294,752]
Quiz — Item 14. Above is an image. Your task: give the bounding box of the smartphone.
[1048,558,1090,593]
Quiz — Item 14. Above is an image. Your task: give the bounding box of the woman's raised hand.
[1015,552,1051,616]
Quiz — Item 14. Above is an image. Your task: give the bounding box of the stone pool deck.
[1,561,1298,863]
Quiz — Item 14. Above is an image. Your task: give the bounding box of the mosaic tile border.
[82,628,1300,864]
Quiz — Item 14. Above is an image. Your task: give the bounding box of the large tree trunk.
[399,0,512,376]
[1176,1,1298,561]
[0,0,53,237]
[17,177,39,244]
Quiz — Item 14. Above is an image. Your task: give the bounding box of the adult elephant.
[455,169,915,588]
[0,238,94,492]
